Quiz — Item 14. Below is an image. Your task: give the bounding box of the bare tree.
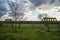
[8,1,18,21]
[38,14,48,21]
[43,14,48,18]
[38,13,51,32]
[8,1,25,21]
[38,14,43,19]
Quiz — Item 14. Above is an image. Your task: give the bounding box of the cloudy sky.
[0,0,60,21]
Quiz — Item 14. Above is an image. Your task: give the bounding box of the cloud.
[30,0,60,7]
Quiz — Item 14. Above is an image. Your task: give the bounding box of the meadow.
[0,23,60,40]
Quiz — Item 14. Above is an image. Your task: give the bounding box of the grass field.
[0,23,60,40]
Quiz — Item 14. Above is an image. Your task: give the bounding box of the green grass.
[0,23,60,40]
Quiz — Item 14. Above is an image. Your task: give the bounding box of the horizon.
[0,0,60,21]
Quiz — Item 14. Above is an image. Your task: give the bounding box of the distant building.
[42,17,57,21]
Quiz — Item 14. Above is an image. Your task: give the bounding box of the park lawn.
[0,24,60,40]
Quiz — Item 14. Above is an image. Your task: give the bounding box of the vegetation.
[0,23,60,40]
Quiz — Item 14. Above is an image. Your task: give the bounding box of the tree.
[38,14,48,21]
[38,14,50,32]
[43,14,48,18]
[38,14,43,20]
[8,0,31,21]
[8,1,18,21]
[8,1,24,21]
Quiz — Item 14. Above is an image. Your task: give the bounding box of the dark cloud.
[30,0,60,7]
[30,0,43,6]
[0,0,11,15]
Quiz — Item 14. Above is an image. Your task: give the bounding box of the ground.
[0,23,60,40]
